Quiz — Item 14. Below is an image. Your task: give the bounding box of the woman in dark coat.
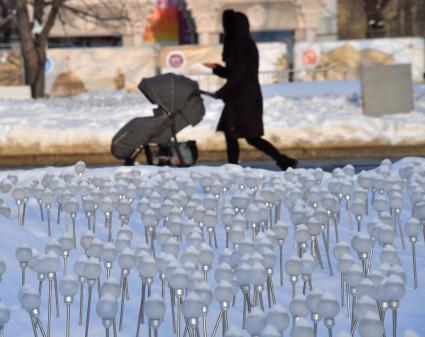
[206,11,297,170]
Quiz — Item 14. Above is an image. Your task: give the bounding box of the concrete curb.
[0,145,424,167]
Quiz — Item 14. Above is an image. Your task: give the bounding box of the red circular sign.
[167,52,186,69]
[303,49,318,65]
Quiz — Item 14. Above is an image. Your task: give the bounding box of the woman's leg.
[225,133,240,164]
[246,137,297,169]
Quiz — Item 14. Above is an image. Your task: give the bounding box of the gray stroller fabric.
[139,73,205,126]
[111,73,205,160]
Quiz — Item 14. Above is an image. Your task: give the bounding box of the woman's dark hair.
[222,9,235,62]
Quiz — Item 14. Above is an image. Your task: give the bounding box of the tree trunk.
[16,0,63,98]
[32,47,46,98]
[16,0,43,97]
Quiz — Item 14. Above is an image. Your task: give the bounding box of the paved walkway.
[216,157,402,173]
[0,144,417,172]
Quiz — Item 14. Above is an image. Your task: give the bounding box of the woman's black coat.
[213,12,264,139]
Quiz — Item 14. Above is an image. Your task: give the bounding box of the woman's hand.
[203,62,219,69]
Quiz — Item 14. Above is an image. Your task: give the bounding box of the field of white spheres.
[0,158,423,337]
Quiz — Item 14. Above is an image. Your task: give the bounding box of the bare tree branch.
[39,0,64,42]
[0,0,14,29]
[10,0,136,97]
[61,2,129,23]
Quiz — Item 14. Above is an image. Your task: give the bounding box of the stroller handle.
[199,90,217,98]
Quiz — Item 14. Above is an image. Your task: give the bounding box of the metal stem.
[350,295,356,329]
[223,310,228,337]
[39,202,44,222]
[392,309,397,337]
[346,284,350,317]
[38,279,43,296]
[269,207,273,229]
[18,204,22,226]
[242,294,247,329]
[150,231,156,258]
[48,279,52,337]
[30,315,38,337]
[211,310,222,337]
[225,231,229,249]
[21,266,26,287]
[177,296,181,337]
[113,319,117,337]
[54,275,60,318]
[334,217,339,243]
[279,244,284,286]
[322,231,334,275]
[22,202,27,226]
[341,274,344,307]
[412,241,418,289]
[72,217,76,249]
[259,292,264,311]
[119,276,127,331]
[346,198,353,231]
[66,304,71,337]
[396,213,405,249]
[85,283,93,337]
[63,256,68,276]
[203,316,207,337]
[136,283,146,337]
[170,288,176,333]
[350,320,357,337]
[362,259,367,277]
[267,278,272,308]
[108,216,112,242]
[367,240,375,275]
[270,277,276,304]
[79,283,84,326]
[47,208,51,236]
[313,237,323,269]
[36,317,47,337]
[57,203,61,225]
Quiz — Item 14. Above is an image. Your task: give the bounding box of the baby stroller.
[111,73,210,166]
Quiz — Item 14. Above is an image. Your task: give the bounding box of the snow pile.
[0,81,424,155]
[0,158,423,336]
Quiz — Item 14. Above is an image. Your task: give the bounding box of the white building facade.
[47,0,335,46]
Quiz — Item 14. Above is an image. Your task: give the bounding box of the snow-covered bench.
[0,86,32,99]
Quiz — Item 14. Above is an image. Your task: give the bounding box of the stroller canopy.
[138,73,205,127]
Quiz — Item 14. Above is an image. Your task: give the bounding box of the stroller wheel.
[124,157,135,166]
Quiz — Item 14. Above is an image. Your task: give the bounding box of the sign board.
[160,42,288,90]
[45,47,157,96]
[294,37,424,82]
[0,50,23,86]
[361,64,414,117]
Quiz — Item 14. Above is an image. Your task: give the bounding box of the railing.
[187,70,290,92]
[186,67,360,91]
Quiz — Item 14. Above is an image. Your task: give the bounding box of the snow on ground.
[0,81,425,155]
[0,158,423,337]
